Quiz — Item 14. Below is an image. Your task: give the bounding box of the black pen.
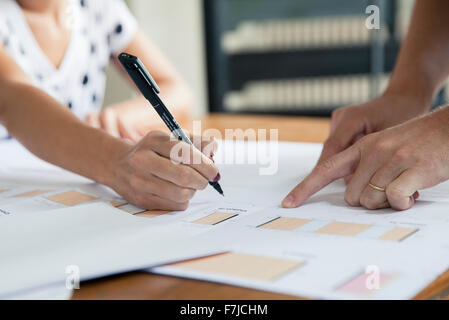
[118,52,224,196]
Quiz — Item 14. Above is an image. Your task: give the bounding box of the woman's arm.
[86,29,194,142]
[0,46,219,210]
[0,47,123,186]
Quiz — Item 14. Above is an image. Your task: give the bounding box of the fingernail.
[213,173,221,182]
[282,195,295,208]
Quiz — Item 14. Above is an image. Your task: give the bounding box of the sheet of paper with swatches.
[150,140,449,299]
[3,139,449,299]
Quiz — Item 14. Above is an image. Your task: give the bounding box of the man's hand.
[317,93,429,166]
[282,106,449,211]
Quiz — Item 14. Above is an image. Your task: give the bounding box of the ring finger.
[359,162,406,209]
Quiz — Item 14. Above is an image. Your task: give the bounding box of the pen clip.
[119,52,161,94]
[135,63,161,94]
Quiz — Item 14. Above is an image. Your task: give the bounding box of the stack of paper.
[0,202,220,299]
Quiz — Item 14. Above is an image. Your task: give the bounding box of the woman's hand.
[317,93,431,165]
[109,131,219,211]
[86,100,164,143]
[282,106,449,211]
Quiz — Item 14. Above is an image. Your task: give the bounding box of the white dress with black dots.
[0,0,137,138]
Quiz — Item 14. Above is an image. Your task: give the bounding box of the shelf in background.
[227,41,400,90]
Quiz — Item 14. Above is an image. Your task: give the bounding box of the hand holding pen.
[111,131,220,211]
[118,52,224,196]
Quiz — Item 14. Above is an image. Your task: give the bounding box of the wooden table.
[73,114,449,300]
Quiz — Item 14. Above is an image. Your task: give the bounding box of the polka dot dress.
[0,0,138,138]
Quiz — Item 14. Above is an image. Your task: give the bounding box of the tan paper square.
[135,210,171,218]
[379,227,417,241]
[110,201,127,208]
[316,221,372,236]
[174,252,303,281]
[193,212,237,225]
[46,190,97,206]
[13,190,53,198]
[259,217,311,230]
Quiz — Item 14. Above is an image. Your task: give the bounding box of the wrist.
[94,131,131,189]
[381,87,433,116]
[384,74,437,115]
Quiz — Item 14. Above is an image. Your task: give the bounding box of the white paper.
[150,140,449,299]
[5,283,73,300]
[3,139,449,299]
[0,202,220,298]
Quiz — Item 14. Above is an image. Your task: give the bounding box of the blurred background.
[104,0,449,118]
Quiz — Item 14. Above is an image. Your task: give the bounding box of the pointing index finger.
[282,144,361,208]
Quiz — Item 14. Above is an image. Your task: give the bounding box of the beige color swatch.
[379,227,417,241]
[110,201,127,208]
[316,222,372,236]
[174,252,303,281]
[46,190,97,206]
[135,210,171,218]
[193,212,237,225]
[259,217,311,230]
[0,189,8,193]
[13,190,53,198]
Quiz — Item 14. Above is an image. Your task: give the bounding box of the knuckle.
[390,200,410,211]
[391,148,409,164]
[144,131,168,147]
[116,117,127,128]
[331,108,342,120]
[178,169,193,186]
[367,140,389,158]
[100,108,115,120]
[324,137,344,152]
[360,194,380,210]
[344,190,359,207]
[316,158,336,176]
[176,202,189,211]
[358,133,374,145]
[199,180,208,190]
[179,188,194,202]
[386,185,404,200]
[149,130,167,138]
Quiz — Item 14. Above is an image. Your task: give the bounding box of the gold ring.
[368,182,386,192]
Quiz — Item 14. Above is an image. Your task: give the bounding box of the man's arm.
[385,0,449,107]
[283,0,449,209]
[315,0,449,165]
